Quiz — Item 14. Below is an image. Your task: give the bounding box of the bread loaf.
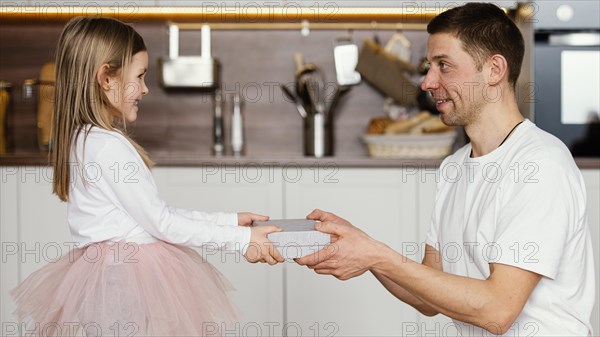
[422,117,453,133]
[367,112,453,136]
[410,115,453,134]
[367,116,393,134]
[384,111,431,134]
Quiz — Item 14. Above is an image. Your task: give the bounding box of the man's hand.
[295,209,384,280]
[238,212,269,226]
[244,225,285,265]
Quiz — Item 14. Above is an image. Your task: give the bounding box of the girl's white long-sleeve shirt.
[67,124,251,253]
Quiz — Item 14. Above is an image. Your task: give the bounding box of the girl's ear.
[96,64,112,91]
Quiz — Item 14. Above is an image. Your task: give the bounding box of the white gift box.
[253,219,331,259]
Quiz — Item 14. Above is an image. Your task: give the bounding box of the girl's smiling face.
[104,51,149,123]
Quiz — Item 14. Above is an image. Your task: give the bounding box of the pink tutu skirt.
[10,240,238,337]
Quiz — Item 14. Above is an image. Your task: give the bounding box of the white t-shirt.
[67,124,250,253]
[426,119,595,337]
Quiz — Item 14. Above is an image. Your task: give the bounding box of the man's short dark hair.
[427,3,525,88]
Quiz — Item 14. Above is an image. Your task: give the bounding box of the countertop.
[1,151,599,169]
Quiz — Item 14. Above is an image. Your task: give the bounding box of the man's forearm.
[369,246,534,335]
[371,270,439,316]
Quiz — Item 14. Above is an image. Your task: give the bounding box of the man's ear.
[96,64,112,91]
[487,54,508,86]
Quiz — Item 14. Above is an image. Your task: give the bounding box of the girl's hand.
[238,212,269,226]
[244,225,285,265]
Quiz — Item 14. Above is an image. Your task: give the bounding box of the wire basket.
[362,131,457,159]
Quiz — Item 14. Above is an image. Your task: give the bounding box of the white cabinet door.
[1,167,20,331]
[152,166,285,332]
[284,168,419,336]
[582,169,600,334]
[17,167,70,280]
[415,168,454,334]
[3,167,69,336]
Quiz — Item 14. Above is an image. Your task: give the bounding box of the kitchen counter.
[1,151,599,169]
[0,151,445,167]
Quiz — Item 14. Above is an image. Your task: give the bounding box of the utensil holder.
[304,113,333,157]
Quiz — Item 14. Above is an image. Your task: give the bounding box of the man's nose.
[421,70,439,92]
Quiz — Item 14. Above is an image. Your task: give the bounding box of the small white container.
[333,38,361,86]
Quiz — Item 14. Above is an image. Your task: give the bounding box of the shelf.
[1,4,530,30]
[1,6,443,26]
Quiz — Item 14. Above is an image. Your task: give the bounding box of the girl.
[11,16,283,337]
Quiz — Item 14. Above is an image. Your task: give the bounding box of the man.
[296,3,595,336]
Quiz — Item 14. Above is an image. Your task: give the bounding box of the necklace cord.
[469,119,525,158]
[498,119,525,148]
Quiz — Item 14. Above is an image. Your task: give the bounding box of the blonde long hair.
[52,16,154,202]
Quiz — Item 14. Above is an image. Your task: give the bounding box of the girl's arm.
[89,136,259,254]
[170,208,268,227]
[168,207,238,226]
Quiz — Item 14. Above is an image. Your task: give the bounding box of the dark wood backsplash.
[0,22,429,158]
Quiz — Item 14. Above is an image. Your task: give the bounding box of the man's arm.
[371,244,442,317]
[372,245,541,335]
[296,209,541,335]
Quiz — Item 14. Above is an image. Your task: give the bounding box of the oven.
[533,1,600,157]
